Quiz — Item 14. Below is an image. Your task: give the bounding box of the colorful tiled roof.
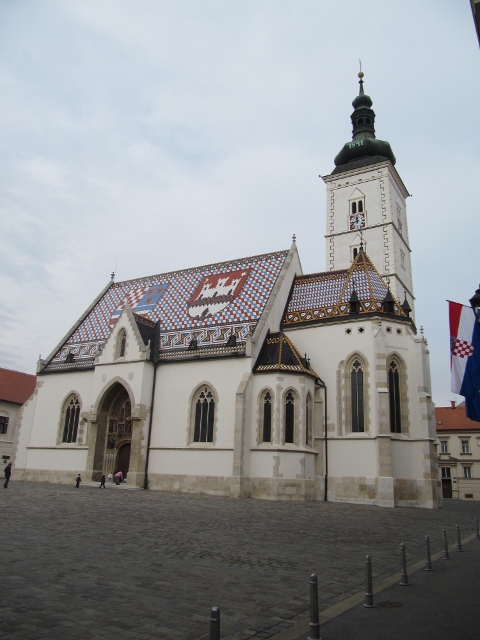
[284,250,405,326]
[436,403,480,432]
[0,368,36,405]
[45,250,289,370]
[254,332,320,380]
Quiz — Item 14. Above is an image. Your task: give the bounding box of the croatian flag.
[449,301,480,421]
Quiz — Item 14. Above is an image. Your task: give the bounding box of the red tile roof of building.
[0,367,36,405]
[435,402,480,432]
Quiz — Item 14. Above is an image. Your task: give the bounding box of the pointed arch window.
[62,396,80,443]
[285,392,295,444]
[262,391,272,443]
[351,359,365,432]
[193,387,215,443]
[388,360,402,433]
[118,330,127,358]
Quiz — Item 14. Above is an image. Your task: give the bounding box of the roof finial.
[292,233,296,244]
[359,230,364,254]
[358,59,364,96]
[111,272,115,281]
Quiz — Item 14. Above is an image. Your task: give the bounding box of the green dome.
[332,73,396,174]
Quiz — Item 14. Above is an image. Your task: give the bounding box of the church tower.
[322,72,414,317]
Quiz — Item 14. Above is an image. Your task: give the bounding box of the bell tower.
[322,72,414,317]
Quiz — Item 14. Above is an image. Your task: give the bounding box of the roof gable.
[43,250,289,371]
[283,250,406,326]
[254,331,320,380]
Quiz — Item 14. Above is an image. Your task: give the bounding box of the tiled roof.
[254,332,320,380]
[284,250,405,326]
[0,367,36,405]
[436,403,480,432]
[45,250,289,370]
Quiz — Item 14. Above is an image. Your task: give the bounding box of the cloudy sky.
[0,0,478,406]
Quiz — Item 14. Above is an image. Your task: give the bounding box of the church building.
[14,74,441,508]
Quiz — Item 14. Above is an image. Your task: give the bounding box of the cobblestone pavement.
[0,482,478,640]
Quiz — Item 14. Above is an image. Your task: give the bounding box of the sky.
[0,0,478,407]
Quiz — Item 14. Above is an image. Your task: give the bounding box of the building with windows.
[436,401,480,500]
[14,75,440,508]
[0,367,36,464]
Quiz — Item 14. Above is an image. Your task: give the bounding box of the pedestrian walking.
[4,462,12,488]
[75,474,81,488]
[99,474,106,488]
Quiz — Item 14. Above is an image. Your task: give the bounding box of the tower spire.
[331,70,396,173]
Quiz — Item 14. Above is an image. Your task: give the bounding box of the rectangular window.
[0,416,8,435]
[463,467,472,479]
[441,467,451,478]
[461,440,470,454]
[440,440,448,453]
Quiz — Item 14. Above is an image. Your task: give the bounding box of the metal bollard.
[442,528,450,560]
[456,525,463,552]
[399,543,410,586]
[424,536,433,571]
[308,573,321,640]
[363,555,375,608]
[476,517,480,541]
[209,607,220,640]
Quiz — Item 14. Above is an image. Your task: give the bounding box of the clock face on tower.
[349,212,365,230]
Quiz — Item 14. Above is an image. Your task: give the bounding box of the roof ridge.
[113,249,290,287]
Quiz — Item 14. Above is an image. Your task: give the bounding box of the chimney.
[451,400,456,409]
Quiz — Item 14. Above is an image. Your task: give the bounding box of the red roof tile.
[435,403,480,432]
[0,368,36,405]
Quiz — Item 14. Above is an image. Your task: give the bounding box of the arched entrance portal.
[87,381,143,485]
[106,386,132,480]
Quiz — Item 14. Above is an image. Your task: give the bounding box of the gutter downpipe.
[143,321,160,490]
[317,378,328,502]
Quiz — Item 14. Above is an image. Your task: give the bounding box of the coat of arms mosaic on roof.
[47,251,288,369]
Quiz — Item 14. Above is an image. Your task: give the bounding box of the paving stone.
[1,482,479,639]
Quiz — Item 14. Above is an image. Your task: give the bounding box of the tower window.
[358,201,363,212]
[351,202,357,214]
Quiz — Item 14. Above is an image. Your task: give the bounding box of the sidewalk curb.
[272,533,478,640]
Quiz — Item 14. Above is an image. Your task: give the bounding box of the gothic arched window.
[193,387,216,443]
[118,330,127,358]
[388,359,402,433]
[351,359,365,432]
[262,391,272,443]
[285,391,295,444]
[62,396,80,443]
[351,201,357,214]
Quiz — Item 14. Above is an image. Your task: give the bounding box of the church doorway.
[116,443,131,479]
[88,381,138,483]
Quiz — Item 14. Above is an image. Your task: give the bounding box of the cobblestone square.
[1,483,478,639]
